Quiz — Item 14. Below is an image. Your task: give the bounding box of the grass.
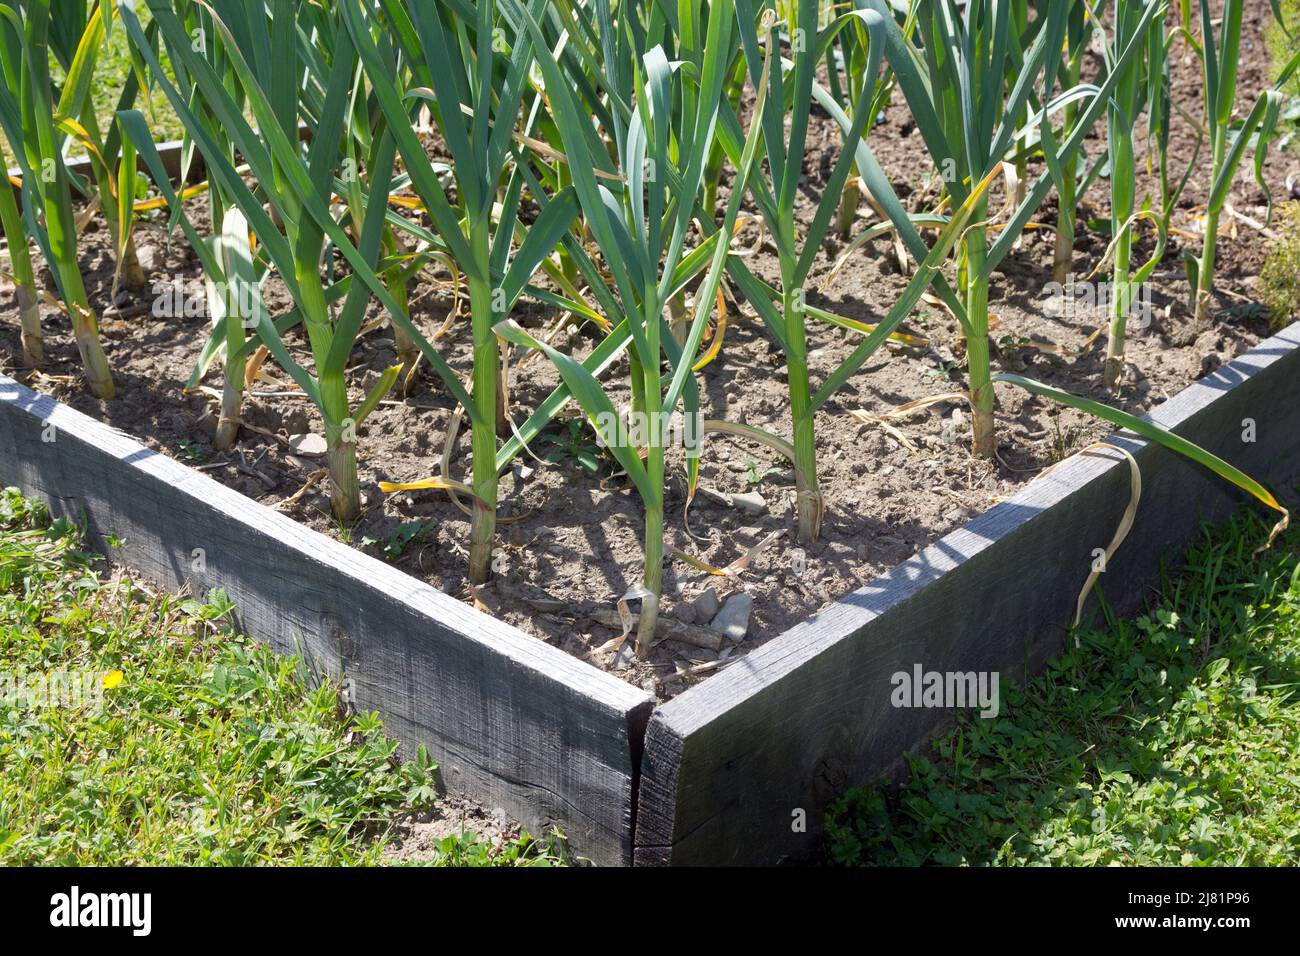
[1269,0,1300,99]
[90,13,185,147]
[1,7,184,172]
[826,510,1300,866]
[0,487,561,866]
[1270,0,1300,160]
[1261,202,1300,327]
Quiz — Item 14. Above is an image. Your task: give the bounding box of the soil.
[381,796,541,866]
[3,3,1296,701]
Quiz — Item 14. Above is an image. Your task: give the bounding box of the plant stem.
[703,139,725,225]
[16,284,42,366]
[215,372,244,451]
[1105,131,1136,390]
[1196,131,1228,326]
[636,322,665,659]
[380,229,418,394]
[837,171,861,239]
[1053,66,1083,284]
[629,355,647,421]
[391,321,418,391]
[82,107,147,294]
[637,499,663,655]
[1105,237,1134,390]
[215,298,245,451]
[784,282,821,543]
[1,180,42,365]
[325,435,361,524]
[44,157,114,398]
[1012,142,1029,214]
[668,290,689,347]
[1196,208,1221,328]
[71,307,115,400]
[1053,160,1077,285]
[554,164,582,288]
[1105,247,1133,390]
[321,374,360,522]
[467,273,499,585]
[963,213,994,459]
[118,230,147,294]
[208,201,242,450]
[292,243,354,516]
[1195,213,1219,326]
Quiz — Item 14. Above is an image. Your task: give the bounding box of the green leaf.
[993,374,1290,532]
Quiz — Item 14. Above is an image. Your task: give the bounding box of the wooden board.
[7,138,199,208]
[634,322,1300,865]
[8,130,309,205]
[0,376,653,865]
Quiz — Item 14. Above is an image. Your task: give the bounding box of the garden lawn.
[827,511,1300,866]
[0,488,559,866]
[1,6,184,171]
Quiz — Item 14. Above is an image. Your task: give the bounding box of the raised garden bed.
[9,78,1290,694]
[3,0,1298,866]
[5,320,1299,864]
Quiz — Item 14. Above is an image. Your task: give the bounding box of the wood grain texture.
[7,138,200,209]
[0,377,653,865]
[635,323,1300,866]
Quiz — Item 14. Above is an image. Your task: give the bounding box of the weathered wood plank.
[635,323,1300,866]
[0,376,653,865]
[8,138,201,210]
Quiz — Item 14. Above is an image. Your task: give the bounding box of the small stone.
[134,244,162,274]
[730,491,767,516]
[289,433,328,457]
[709,593,754,643]
[699,486,732,506]
[674,602,698,626]
[693,586,720,622]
